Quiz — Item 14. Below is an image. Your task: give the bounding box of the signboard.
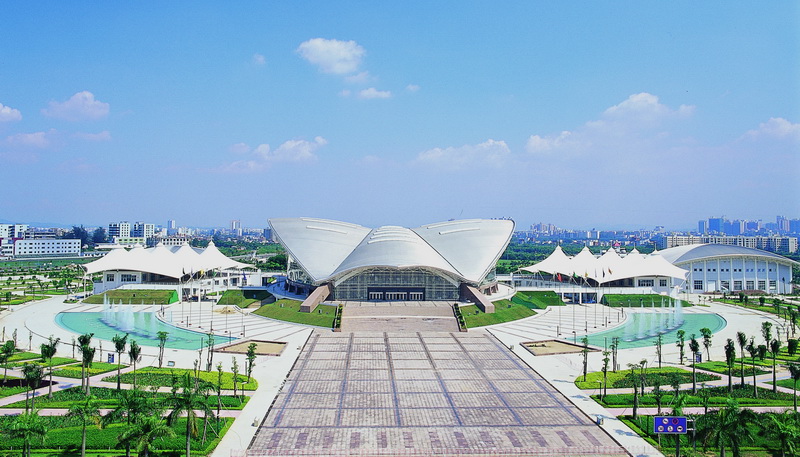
[653,416,688,434]
[695,353,702,363]
[107,353,115,364]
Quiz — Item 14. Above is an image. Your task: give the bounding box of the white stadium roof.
[82,241,250,278]
[657,243,800,265]
[521,246,688,283]
[269,218,515,285]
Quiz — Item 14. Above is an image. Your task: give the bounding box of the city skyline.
[1,2,798,230]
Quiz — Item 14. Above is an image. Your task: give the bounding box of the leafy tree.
[112,333,128,390]
[246,342,257,382]
[761,321,773,348]
[129,340,142,389]
[39,335,60,398]
[652,383,664,416]
[745,338,759,398]
[166,373,215,457]
[118,415,176,457]
[676,330,686,365]
[736,331,748,387]
[788,338,798,356]
[157,331,168,369]
[724,338,736,393]
[21,362,44,412]
[610,336,619,372]
[91,227,107,245]
[600,349,610,400]
[770,339,781,393]
[8,411,46,457]
[580,336,589,382]
[788,363,800,413]
[231,357,240,399]
[205,333,215,372]
[67,225,90,248]
[0,339,16,383]
[697,398,756,457]
[689,334,700,393]
[627,362,642,419]
[759,411,800,457]
[655,334,663,369]
[700,327,712,361]
[77,332,94,392]
[67,396,101,457]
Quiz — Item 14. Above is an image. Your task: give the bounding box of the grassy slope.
[601,294,692,308]
[253,299,336,327]
[217,289,273,308]
[83,289,178,304]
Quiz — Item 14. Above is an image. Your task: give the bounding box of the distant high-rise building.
[108,221,131,238]
[230,220,241,230]
[777,215,790,232]
[708,217,725,234]
[698,220,708,234]
[790,219,800,234]
[132,222,155,239]
[167,219,176,230]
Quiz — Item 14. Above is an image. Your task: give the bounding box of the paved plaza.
[249,330,627,456]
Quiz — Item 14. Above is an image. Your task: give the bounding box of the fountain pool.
[582,313,726,350]
[56,311,235,350]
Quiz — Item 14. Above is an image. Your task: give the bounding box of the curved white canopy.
[83,241,250,279]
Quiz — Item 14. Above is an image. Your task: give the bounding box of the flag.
[608,268,613,275]
[557,273,562,282]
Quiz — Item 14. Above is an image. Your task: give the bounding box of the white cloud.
[743,117,800,141]
[358,88,391,99]
[222,136,327,173]
[252,53,266,66]
[339,89,352,97]
[297,38,365,75]
[525,92,695,156]
[416,139,510,171]
[344,71,371,84]
[0,103,22,122]
[42,91,110,121]
[405,84,420,92]
[6,131,50,148]
[73,131,111,142]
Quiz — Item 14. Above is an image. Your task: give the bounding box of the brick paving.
[249,330,627,456]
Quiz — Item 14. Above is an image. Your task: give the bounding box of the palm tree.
[580,336,589,382]
[746,338,759,398]
[627,362,641,419]
[724,338,736,393]
[39,335,60,398]
[761,321,773,348]
[21,362,43,412]
[759,411,800,457]
[104,388,159,457]
[118,415,176,457]
[788,363,800,413]
[77,333,94,392]
[698,398,757,457]
[157,331,168,369]
[689,334,700,393]
[166,373,216,457]
[129,340,141,390]
[676,330,686,365]
[66,396,101,457]
[736,331,747,387]
[8,410,47,457]
[770,339,781,393]
[112,333,128,390]
[600,349,610,400]
[700,327,713,361]
[81,345,96,395]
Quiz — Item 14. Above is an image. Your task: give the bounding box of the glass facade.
[333,267,459,301]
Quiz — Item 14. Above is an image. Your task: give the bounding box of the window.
[120,274,137,282]
[720,280,730,290]
[659,279,667,287]
[693,280,703,290]
[770,280,776,289]
[758,280,766,290]
[746,280,754,290]
[638,279,654,287]
[734,281,742,291]
[106,274,115,282]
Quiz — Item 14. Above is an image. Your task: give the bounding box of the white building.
[0,223,29,238]
[657,244,797,294]
[132,222,155,239]
[13,239,81,258]
[658,234,798,253]
[108,221,131,238]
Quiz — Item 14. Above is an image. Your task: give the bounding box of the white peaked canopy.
[521,246,688,283]
[83,241,251,279]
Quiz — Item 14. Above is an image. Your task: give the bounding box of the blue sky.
[1,2,798,230]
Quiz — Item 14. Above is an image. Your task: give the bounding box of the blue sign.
[107,353,114,364]
[653,416,688,434]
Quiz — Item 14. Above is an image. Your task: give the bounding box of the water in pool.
[56,310,235,350]
[582,312,727,350]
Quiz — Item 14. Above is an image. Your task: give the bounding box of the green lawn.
[52,361,123,378]
[695,360,770,376]
[461,303,536,327]
[217,289,274,308]
[0,376,27,399]
[253,299,336,327]
[511,290,565,308]
[4,356,79,369]
[1,386,249,410]
[773,378,800,390]
[102,367,258,390]
[601,294,692,308]
[595,384,799,407]
[83,289,178,304]
[575,367,718,389]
